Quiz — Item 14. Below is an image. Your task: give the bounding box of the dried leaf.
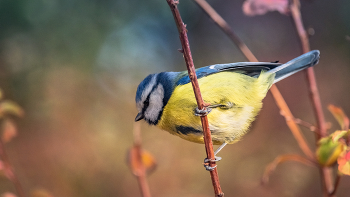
[243,0,288,16]
[0,101,24,118]
[1,192,17,197]
[31,189,54,197]
[328,104,350,130]
[1,119,18,143]
[127,146,157,176]
[338,151,350,175]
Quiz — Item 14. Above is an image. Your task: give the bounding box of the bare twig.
[290,0,333,195]
[261,154,316,184]
[0,134,25,197]
[290,1,327,139]
[133,122,151,197]
[294,118,317,132]
[166,0,224,196]
[191,0,314,160]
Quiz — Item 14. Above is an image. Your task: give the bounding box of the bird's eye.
[144,99,150,108]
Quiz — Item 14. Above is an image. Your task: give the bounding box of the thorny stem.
[166,0,224,196]
[290,0,334,196]
[0,134,25,197]
[133,122,151,197]
[191,0,314,160]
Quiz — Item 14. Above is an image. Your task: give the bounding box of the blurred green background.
[0,0,350,196]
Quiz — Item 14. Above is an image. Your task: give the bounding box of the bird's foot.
[194,107,212,116]
[204,156,222,163]
[203,156,222,171]
[204,164,217,171]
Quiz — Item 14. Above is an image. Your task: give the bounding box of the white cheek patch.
[145,84,164,122]
[138,74,157,111]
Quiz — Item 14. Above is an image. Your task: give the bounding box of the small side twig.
[270,85,315,159]
[192,0,314,160]
[0,135,25,197]
[290,0,333,195]
[261,154,316,184]
[293,118,317,132]
[166,0,224,196]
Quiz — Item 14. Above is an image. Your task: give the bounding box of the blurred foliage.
[0,0,350,196]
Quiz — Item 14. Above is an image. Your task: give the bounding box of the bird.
[135,50,320,170]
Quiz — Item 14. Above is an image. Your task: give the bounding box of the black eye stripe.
[142,94,151,114]
[144,97,150,108]
[143,81,161,109]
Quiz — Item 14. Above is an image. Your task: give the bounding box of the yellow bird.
[135,50,319,169]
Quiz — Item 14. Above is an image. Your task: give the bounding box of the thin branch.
[192,0,314,160]
[269,85,315,159]
[166,1,224,196]
[290,1,333,196]
[293,118,317,132]
[0,135,25,197]
[133,122,151,197]
[290,0,327,139]
[261,154,316,184]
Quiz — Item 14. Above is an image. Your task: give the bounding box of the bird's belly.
[157,72,270,145]
[158,104,259,145]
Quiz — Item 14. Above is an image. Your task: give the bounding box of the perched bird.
[135,50,320,168]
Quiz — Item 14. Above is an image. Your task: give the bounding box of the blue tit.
[135,50,320,157]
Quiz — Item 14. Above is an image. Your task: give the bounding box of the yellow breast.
[157,71,274,145]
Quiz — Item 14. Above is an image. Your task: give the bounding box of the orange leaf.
[328,104,350,130]
[127,146,157,176]
[338,151,350,175]
[1,119,18,143]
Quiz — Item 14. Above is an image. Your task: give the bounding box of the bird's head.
[135,72,177,125]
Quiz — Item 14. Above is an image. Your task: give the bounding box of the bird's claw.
[204,156,222,163]
[203,156,222,171]
[195,107,212,116]
[204,164,217,171]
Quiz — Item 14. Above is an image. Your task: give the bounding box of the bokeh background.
[0,0,350,196]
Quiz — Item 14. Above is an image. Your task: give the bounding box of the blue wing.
[176,62,281,86]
